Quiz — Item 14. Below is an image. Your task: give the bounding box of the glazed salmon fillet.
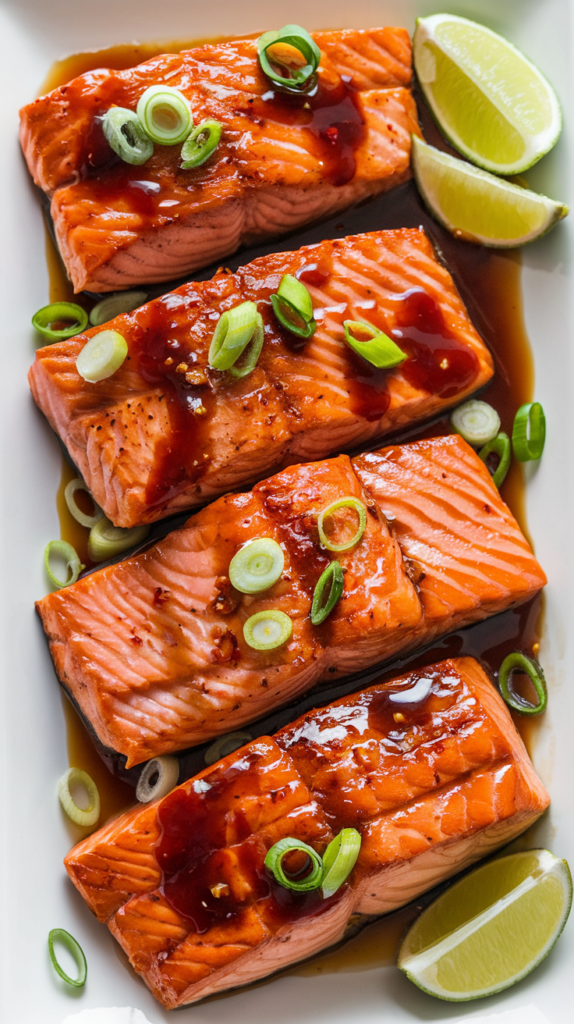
[28,228,493,528]
[36,436,546,766]
[19,29,419,292]
[64,657,550,1009]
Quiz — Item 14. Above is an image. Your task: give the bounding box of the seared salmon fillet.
[64,657,550,1009]
[19,29,419,292]
[36,436,545,766]
[28,228,493,528]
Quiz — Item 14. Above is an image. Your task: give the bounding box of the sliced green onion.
[321,827,362,898]
[265,837,324,892]
[227,317,264,378]
[271,274,317,339]
[208,301,263,374]
[311,560,344,625]
[479,431,511,489]
[204,731,253,766]
[343,320,406,369]
[64,478,104,529]
[451,399,501,447]
[243,609,292,651]
[181,119,223,168]
[498,652,548,716]
[44,540,84,589]
[57,767,100,827]
[76,329,128,383]
[89,289,148,327]
[48,928,87,988]
[318,497,367,553]
[136,756,180,803]
[88,517,149,562]
[512,402,546,462]
[137,85,192,145]
[229,538,284,594]
[32,302,88,342]
[258,25,321,92]
[102,106,154,165]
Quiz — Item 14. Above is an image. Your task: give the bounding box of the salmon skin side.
[28,227,493,528]
[36,435,546,767]
[64,656,550,1009]
[19,28,420,293]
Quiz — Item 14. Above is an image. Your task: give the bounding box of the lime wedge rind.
[411,136,568,248]
[414,14,562,176]
[398,849,572,1002]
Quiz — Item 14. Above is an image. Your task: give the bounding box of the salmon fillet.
[19,29,420,292]
[28,228,493,528]
[64,656,550,1009]
[36,436,546,766]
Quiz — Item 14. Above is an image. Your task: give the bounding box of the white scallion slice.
[89,290,148,327]
[44,540,84,589]
[137,85,192,145]
[229,538,284,594]
[204,731,253,766]
[88,517,149,563]
[76,330,128,383]
[102,107,154,165]
[243,609,293,651]
[136,756,180,803]
[58,767,100,827]
[451,399,501,447]
[64,478,104,529]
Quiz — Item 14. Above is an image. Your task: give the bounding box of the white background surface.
[0,0,571,1021]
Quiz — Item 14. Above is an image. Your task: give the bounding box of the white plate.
[0,1,572,1021]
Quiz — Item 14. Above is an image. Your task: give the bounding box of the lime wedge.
[398,849,572,1002]
[414,14,562,175]
[411,136,568,247]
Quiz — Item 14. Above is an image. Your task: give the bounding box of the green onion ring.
[321,827,362,898]
[478,431,511,489]
[90,289,148,327]
[343,319,406,369]
[229,538,284,594]
[44,540,84,589]
[76,329,128,383]
[181,119,223,168]
[205,731,253,766]
[258,25,321,91]
[317,497,367,553]
[64,478,104,529]
[227,317,265,378]
[57,767,100,827]
[137,85,192,145]
[451,399,501,447]
[102,106,154,165]
[208,301,263,373]
[498,652,548,716]
[311,560,344,625]
[265,837,324,891]
[136,756,180,803]
[88,516,149,563]
[512,402,546,462]
[243,609,293,651]
[32,302,88,342]
[48,928,88,988]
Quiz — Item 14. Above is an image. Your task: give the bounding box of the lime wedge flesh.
[412,136,568,247]
[414,14,562,174]
[398,849,572,1001]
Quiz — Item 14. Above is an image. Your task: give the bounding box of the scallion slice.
[136,756,180,803]
[102,106,154,165]
[498,652,548,716]
[311,560,344,625]
[512,402,546,462]
[44,540,84,589]
[271,274,317,339]
[32,302,88,342]
[479,431,511,489]
[48,928,87,988]
[137,85,192,145]
[208,301,264,374]
[343,320,406,369]
[181,119,223,168]
[258,25,321,92]
[204,731,253,766]
[57,767,100,827]
[244,609,292,651]
[451,399,501,447]
[64,478,104,529]
[321,827,362,898]
[318,497,367,553]
[229,538,284,594]
[89,290,148,327]
[88,517,149,563]
[76,329,128,383]
[265,837,324,891]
